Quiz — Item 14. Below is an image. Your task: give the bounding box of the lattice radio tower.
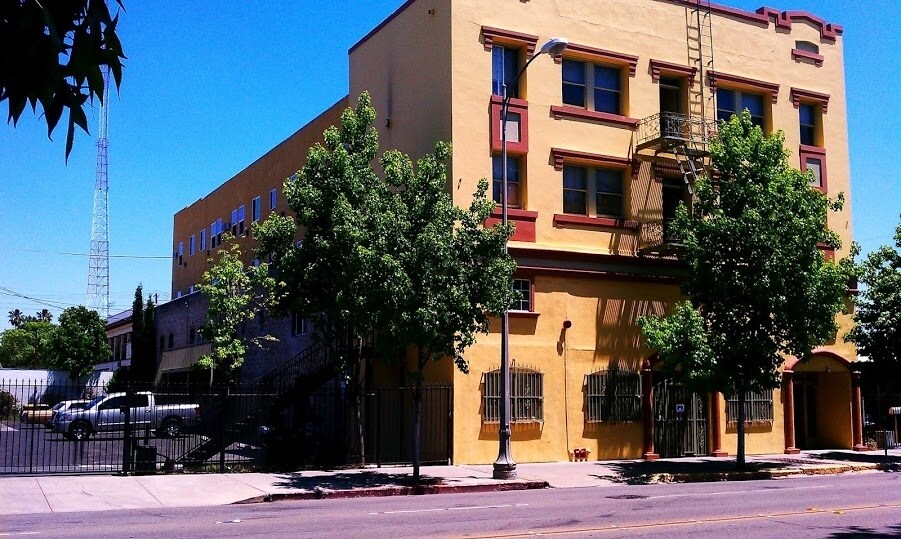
[87,66,111,319]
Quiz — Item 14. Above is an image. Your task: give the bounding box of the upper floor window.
[269,189,277,210]
[199,229,206,251]
[795,40,819,54]
[562,60,622,115]
[799,104,818,146]
[512,278,532,312]
[562,165,624,218]
[291,313,308,337]
[189,235,195,256]
[231,206,246,236]
[492,155,522,209]
[252,196,262,222]
[492,46,521,98]
[176,242,184,265]
[716,88,764,128]
[804,156,823,188]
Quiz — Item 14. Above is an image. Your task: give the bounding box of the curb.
[654,463,884,483]
[234,480,549,505]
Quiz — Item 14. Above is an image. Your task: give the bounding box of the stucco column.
[710,392,728,457]
[642,360,659,461]
[783,370,800,454]
[851,371,867,451]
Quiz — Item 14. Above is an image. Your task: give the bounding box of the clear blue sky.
[0,0,898,329]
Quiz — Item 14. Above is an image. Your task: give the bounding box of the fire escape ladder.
[688,0,716,123]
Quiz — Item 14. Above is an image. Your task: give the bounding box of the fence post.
[218,385,227,473]
[121,386,134,475]
[375,388,381,468]
[446,387,453,465]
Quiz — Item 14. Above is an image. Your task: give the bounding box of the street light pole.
[494,37,568,480]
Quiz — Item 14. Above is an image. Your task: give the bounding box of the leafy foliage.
[51,306,110,379]
[125,285,156,384]
[198,236,278,382]
[0,320,56,369]
[639,111,852,465]
[846,216,901,377]
[7,309,24,327]
[1,0,126,159]
[255,92,515,480]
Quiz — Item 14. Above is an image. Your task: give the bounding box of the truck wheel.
[67,421,91,441]
[158,417,183,438]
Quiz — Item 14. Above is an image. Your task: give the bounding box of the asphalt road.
[2,471,898,538]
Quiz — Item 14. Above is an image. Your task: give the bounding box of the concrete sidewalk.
[2,449,898,515]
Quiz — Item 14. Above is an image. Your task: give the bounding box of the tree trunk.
[412,372,423,484]
[736,387,747,470]
[353,336,365,465]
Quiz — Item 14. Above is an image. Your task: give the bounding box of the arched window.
[795,40,819,54]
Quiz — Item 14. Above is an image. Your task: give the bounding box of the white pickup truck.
[51,391,200,441]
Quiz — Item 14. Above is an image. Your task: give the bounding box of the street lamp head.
[539,37,568,57]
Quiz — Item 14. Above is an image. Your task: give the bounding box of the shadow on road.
[272,471,441,491]
[828,523,901,538]
[599,459,784,485]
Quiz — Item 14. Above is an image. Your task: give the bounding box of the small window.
[189,235,195,256]
[805,157,823,188]
[167,333,174,349]
[252,196,262,222]
[492,46,521,98]
[727,388,774,424]
[291,313,307,337]
[199,229,206,251]
[563,165,625,218]
[128,394,149,408]
[99,396,126,410]
[585,369,642,423]
[799,104,818,146]
[482,367,544,423]
[269,189,277,210]
[492,155,522,208]
[210,221,218,249]
[717,88,765,128]
[238,205,246,234]
[562,60,623,114]
[512,279,531,312]
[795,40,819,54]
[177,242,184,266]
[189,327,196,345]
[159,336,165,351]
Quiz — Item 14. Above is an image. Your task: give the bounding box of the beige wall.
[171,98,348,296]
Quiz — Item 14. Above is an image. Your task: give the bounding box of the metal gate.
[654,379,707,458]
[365,386,452,466]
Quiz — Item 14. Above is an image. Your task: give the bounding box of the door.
[96,395,128,432]
[793,374,818,449]
[654,378,708,457]
[128,394,152,430]
[661,178,686,243]
[659,77,684,138]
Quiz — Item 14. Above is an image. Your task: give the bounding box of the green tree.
[51,306,110,380]
[256,93,516,481]
[1,0,126,159]
[142,297,157,381]
[126,284,154,384]
[36,309,53,323]
[846,216,901,386]
[639,111,852,469]
[0,320,56,368]
[198,236,278,385]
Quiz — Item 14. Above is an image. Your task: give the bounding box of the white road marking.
[646,484,827,500]
[371,503,529,515]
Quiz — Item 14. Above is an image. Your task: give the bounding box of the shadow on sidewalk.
[810,451,901,470]
[827,523,901,538]
[272,471,442,491]
[599,459,783,485]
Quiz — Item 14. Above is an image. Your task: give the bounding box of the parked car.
[19,403,52,425]
[50,392,200,441]
[49,400,90,426]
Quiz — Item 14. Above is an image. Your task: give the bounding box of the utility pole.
[88,66,111,319]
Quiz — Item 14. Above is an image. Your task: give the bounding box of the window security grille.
[585,369,642,423]
[726,388,774,424]
[482,366,544,424]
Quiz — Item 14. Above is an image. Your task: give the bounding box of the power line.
[7,247,171,260]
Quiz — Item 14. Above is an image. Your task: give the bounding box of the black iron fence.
[0,378,452,475]
[862,387,901,449]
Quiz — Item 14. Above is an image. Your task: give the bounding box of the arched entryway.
[782,349,865,453]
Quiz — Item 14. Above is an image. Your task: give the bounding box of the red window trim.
[549,106,640,129]
[800,145,828,193]
[486,207,538,243]
[550,148,633,172]
[552,43,638,76]
[649,59,697,86]
[708,71,780,103]
[490,95,529,154]
[481,26,539,55]
[816,242,836,261]
[491,207,538,221]
[791,48,824,67]
[553,214,639,231]
[791,88,830,113]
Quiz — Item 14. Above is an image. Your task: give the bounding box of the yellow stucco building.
[171,0,861,464]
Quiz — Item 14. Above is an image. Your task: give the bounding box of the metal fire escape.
[634,0,716,256]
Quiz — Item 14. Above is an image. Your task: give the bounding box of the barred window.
[483,367,544,423]
[585,369,641,423]
[727,388,774,424]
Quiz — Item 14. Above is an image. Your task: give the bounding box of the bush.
[0,390,19,420]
